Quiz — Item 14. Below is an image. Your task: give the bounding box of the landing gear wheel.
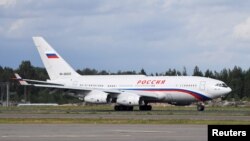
[114,105,134,111]
[139,105,152,111]
[197,104,205,111]
[114,105,119,111]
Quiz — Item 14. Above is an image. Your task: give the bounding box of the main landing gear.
[114,105,152,111]
[197,103,205,111]
[114,105,133,111]
[139,105,152,111]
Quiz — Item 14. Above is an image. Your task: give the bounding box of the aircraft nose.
[225,87,232,94]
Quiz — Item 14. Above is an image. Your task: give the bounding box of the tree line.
[0,61,249,104]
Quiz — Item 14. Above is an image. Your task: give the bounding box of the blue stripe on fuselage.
[122,88,211,101]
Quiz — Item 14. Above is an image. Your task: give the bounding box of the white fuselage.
[54,75,231,105]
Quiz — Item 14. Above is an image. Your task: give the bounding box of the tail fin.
[32,37,79,80]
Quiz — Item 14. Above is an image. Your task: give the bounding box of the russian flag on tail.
[46,53,59,59]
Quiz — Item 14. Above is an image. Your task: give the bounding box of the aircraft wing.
[29,83,122,93]
[14,73,158,102]
[14,73,122,93]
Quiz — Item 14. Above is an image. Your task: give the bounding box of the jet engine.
[84,90,111,104]
[116,93,142,106]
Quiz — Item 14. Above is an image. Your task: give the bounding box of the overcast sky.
[0,0,250,74]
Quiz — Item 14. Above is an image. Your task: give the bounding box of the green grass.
[1,105,250,116]
[0,105,249,111]
[0,105,250,124]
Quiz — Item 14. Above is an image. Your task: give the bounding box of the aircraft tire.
[197,104,205,111]
[114,105,119,111]
[114,105,133,111]
[139,105,152,111]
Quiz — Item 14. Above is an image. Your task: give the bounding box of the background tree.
[1,61,250,103]
[182,67,187,76]
[77,68,98,75]
[165,69,178,76]
[139,68,147,75]
[204,69,214,78]
[243,68,250,99]
[193,66,203,76]
[227,66,244,100]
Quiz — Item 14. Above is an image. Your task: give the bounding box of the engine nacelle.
[84,90,111,104]
[116,93,141,106]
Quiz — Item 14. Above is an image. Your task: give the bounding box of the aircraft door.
[73,81,78,87]
[199,81,206,91]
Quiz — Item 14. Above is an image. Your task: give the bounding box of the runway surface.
[0,124,207,141]
[0,113,249,121]
[1,107,249,141]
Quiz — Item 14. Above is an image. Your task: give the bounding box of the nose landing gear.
[197,103,205,111]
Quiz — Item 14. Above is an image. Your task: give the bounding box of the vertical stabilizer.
[32,37,79,80]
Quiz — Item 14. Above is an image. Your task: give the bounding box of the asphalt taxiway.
[1,107,249,141]
[0,124,207,141]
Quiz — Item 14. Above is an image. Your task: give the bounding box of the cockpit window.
[222,83,228,87]
[216,83,228,88]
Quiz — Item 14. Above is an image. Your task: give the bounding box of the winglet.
[14,73,29,85]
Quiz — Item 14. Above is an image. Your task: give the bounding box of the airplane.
[15,37,232,111]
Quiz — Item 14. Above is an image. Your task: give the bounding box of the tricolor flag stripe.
[46,53,59,59]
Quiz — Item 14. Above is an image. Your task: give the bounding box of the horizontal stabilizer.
[14,73,63,86]
[14,73,29,85]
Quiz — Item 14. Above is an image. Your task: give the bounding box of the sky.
[0,0,250,74]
